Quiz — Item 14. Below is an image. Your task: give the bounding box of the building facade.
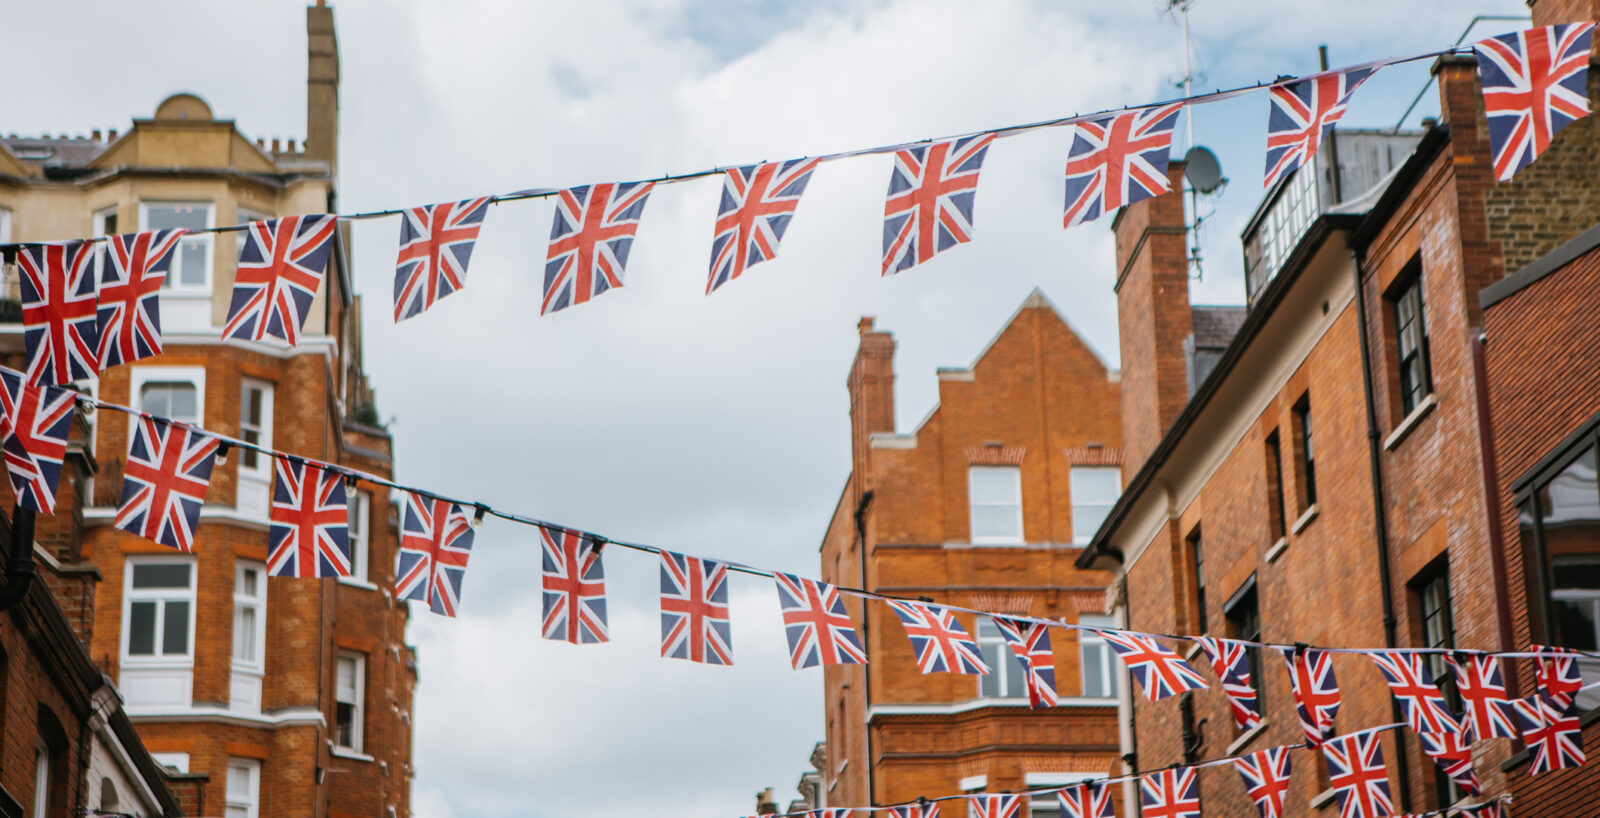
[0,5,415,817]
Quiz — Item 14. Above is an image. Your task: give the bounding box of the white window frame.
[335,651,366,753]
[92,206,119,283]
[139,201,214,294]
[968,466,1024,545]
[233,562,266,672]
[238,379,274,482]
[1069,466,1122,545]
[225,758,261,818]
[1077,614,1118,700]
[131,366,206,426]
[122,556,198,667]
[342,489,372,586]
[33,738,49,818]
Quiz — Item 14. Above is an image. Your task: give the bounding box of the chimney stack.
[305,3,340,171]
[848,317,897,483]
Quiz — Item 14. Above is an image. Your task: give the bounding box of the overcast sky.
[2,1,1531,816]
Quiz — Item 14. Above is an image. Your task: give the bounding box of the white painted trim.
[330,747,375,763]
[337,577,381,592]
[130,365,206,426]
[83,506,271,531]
[1383,393,1437,451]
[1265,537,1290,564]
[868,433,917,450]
[126,706,324,728]
[1024,772,1105,786]
[868,698,1115,718]
[960,775,988,792]
[1184,640,1203,660]
[0,326,338,362]
[1309,787,1337,809]
[1225,720,1270,755]
[936,368,976,382]
[1291,504,1319,535]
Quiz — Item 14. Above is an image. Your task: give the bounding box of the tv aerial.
[1182,145,1227,280]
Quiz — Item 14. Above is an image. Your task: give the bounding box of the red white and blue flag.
[97,229,185,368]
[1098,629,1207,702]
[887,804,937,818]
[1475,23,1595,181]
[774,573,866,669]
[1367,650,1461,735]
[396,494,476,617]
[1277,646,1342,746]
[994,616,1058,708]
[1447,652,1517,740]
[18,241,100,386]
[268,460,351,579]
[393,197,492,322]
[114,417,220,553]
[881,134,993,275]
[708,159,818,293]
[1507,693,1586,775]
[1055,780,1114,818]
[542,182,653,314]
[965,794,1021,818]
[1322,732,1394,818]
[0,369,77,513]
[1416,729,1482,796]
[1063,103,1183,227]
[1262,68,1375,189]
[1532,644,1584,708]
[541,527,609,643]
[1233,746,1294,818]
[224,215,339,347]
[1139,766,1201,818]
[659,550,733,665]
[1194,636,1263,731]
[887,600,988,675]
[809,811,856,818]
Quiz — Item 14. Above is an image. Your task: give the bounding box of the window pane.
[969,468,1020,504]
[1082,646,1109,698]
[132,562,191,589]
[140,383,197,424]
[1072,502,1112,544]
[336,703,356,748]
[128,601,157,655]
[1004,651,1027,698]
[244,387,263,425]
[971,506,1021,540]
[227,763,251,799]
[234,607,257,664]
[1070,467,1121,503]
[162,601,190,655]
[979,643,1003,697]
[178,238,207,285]
[238,567,258,598]
[337,656,358,701]
[145,204,208,231]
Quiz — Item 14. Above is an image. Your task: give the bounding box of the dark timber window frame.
[1390,258,1434,417]
[1293,394,1317,511]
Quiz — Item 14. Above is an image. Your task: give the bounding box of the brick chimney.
[1113,162,1191,474]
[305,1,340,171]
[848,318,897,481]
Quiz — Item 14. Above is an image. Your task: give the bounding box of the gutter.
[853,489,875,806]
[0,506,37,612]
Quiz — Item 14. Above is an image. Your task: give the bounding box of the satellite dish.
[1183,145,1225,194]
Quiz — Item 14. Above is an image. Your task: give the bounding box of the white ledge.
[337,577,380,592]
[127,705,323,729]
[1265,537,1290,564]
[868,698,1115,718]
[1291,504,1319,536]
[1226,720,1270,755]
[330,747,375,763]
[83,506,271,532]
[1310,786,1337,809]
[1384,393,1438,451]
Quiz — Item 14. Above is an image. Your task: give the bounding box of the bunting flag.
[994,616,1059,708]
[1532,644,1584,707]
[96,229,185,368]
[1416,730,1482,796]
[881,134,993,275]
[774,572,866,669]
[1262,67,1375,189]
[393,197,492,322]
[223,215,339,347]
[1278,646,1342,746]
[1474,23,1595,181]
[542,182,653,314]
[1063,103,1183,228]
[965,794,1022,818]
[268,460,351,579]
[0,371,77,513]
[541,527,610,643]
[1055,780,1114,818]
[1233,746,1293,818]
[1138,766,1201,818]
[659,550,733,665]
[708,159,818,293]
[1321,732,1394,818]
[17,241,100,386]
[1098,629,1207,702]
[810,811,855,818]
[1367,650,1461,735]
[396,494,476,617]
[887,804,937,818]
[1447,652,1517,740]
[887,600,989,675]
[1507,693,1586,775]
[114,417,220,553]
[1194,636,1263,731]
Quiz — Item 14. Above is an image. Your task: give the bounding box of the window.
[92,206,119,281]
[1520,440,1600,711]
[1188,527,1207,634]
[1293,395,1317,510]
[969,466,1023,544]
[1078,614,1118,699]
[225,758,260,818]
[1265,430,1288,541]
[141,202,213,291]
[0,207,11,245]
[238,380,274,480]
[124,560,195,661]
[1392,267,1433,417]
[336,652,365,752]
[1224,580,1264,714]
[1024,774,1104,818]
[346,489,371,583]
[233,563,266,671]
[235,208,268,258]
[32,739,49,818]
[1070,466,1121,544]
[976,618,1028,700]
[1412,561,1461,808]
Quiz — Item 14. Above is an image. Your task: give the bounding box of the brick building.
[817,292,1128,813]
[1074,0,1600,814]
[0,4,416,817]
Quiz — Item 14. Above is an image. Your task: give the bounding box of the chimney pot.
[108,129,118,140]
[858,317,876,333]
[271,138,281,153]
[92,129,102,141]
[287,139,298,153]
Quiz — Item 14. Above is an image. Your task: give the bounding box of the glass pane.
[1004,650,1027,698]
[1070,467,1121,504]
[1542,447,1600,649]
[178,238,207,285]
[227,764,251,798]
[244,387,263,426]
[140,383,197,424]
[234,607,257,663]
[239,567,258,597]
[335,702,356,747]
[145,204,208,231]
[132,562,191,589]
[979,644,1002,697]
[128,601,157,655]
[337,656,358,701]
[162,601,190,655]
[971,505,1021,540]
[1082,646,1108,698]
[969,468,1020,504]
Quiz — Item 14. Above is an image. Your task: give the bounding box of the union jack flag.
[708,159,818,293]
[223,215,339,347]
[881,134,993,275]
[965,794,1021,818]
[541,527,609,643]
[18,241,100,386]
[659,550,733,665]
[1063,103,1183,228]
[393,197,492,322]
[1416,730,1481,796]
[1447,652,1517,740]
[994,616,1058,708]
[774,573,865,669]
[1193,636,1263,731]
[542,182,653,314]
[1055,780,1113,818]
[268,460,350,579]
[1232,746,1293,818]
[1097,629,1206,702]
[396,494,476,617]
[1367,650,1461,735]
[1322,732,1393,818]
[1139,766,1200,818]
[1262,68,1375,189]
[0,369,77,513]
[809,811,856,818]
[1277,646,1342,746]
[886,804,937,818]
[1532,644,1584,707]
[1507,694,1586,775]
[887,600,988,675]
[97,229,185,368]
[1474,23,1595,181]
[114,417,219,552]
[1467,803,1506,818]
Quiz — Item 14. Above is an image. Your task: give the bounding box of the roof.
[1191,305,1247,351]
[2,135,111,170]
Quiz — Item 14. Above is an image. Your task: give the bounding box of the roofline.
[1480,220,1600,310]
[1348,124,1452,251]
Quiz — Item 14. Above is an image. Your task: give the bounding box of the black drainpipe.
[0,505,38,612]
[853,489,875,806]
[1351,252,1412,811]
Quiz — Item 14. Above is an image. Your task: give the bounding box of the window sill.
[336,577,379,591]
[1226,720,1270,755]
[1383,393,1438,451]
[1184,640,1203,661]
[1265,536,1290,564]
[330,747,374,763]
[1291,505,1319,536]
[1309,787,1336,810]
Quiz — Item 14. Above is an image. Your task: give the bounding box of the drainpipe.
[0,505,38,612]
[853,489,875,806]
[1351,254,1412,811]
